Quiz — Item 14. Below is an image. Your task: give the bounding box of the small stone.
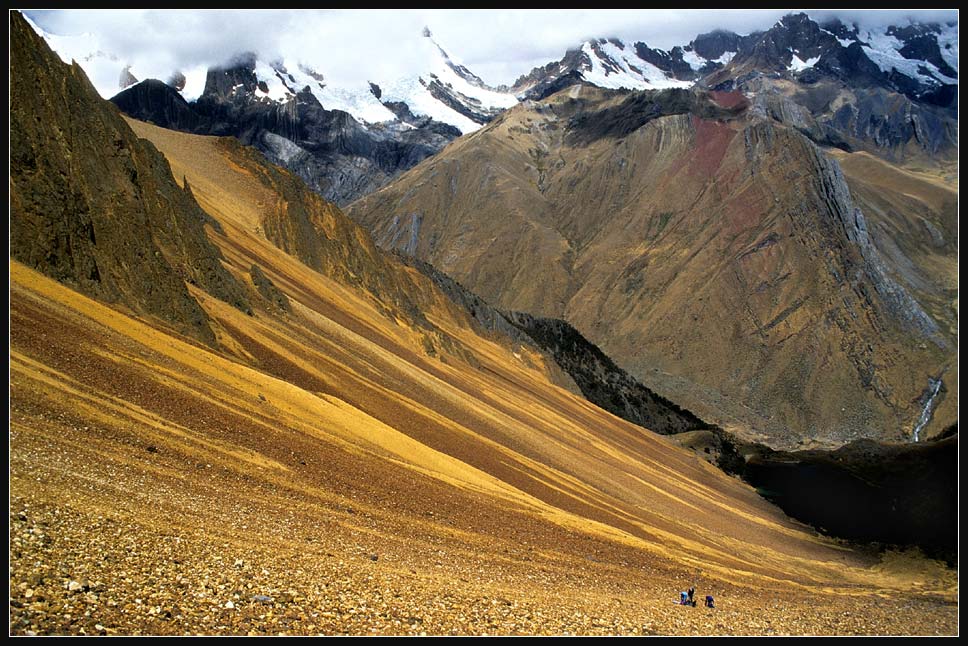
[225,600,235,609]
[67,581,82,592]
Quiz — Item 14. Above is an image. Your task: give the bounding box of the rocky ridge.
[9,12,250,347]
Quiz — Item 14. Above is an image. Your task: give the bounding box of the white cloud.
[22,8,958,88]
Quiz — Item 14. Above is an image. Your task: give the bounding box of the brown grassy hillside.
[348,86,957,449]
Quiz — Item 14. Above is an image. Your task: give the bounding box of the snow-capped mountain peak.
[578,39,693,91]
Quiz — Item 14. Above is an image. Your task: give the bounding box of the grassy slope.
[8,119,957,636]
[347,89,956,449]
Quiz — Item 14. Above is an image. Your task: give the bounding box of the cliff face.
[9,11,249,346]
[349,85,957,449]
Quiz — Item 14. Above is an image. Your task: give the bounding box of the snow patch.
[935,23,959,74]
[789,54,820,72]
[580,40,691,91]
[821,28,855,48]
[254,61,293,102]
[859,28,957,86]
[682,49,705,71]
[682,49,734,71]
[179,65,209,102]
[379,76,482,132]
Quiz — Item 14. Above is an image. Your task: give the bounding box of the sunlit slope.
[11,255,959,636]
[8,257,951,602]
[348,87,957,448]
[100,118,854,583]
[10,115,955,602]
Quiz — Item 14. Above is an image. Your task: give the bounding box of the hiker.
[679,591,689,605]
[705,594,715,608]
[687,586,695,606]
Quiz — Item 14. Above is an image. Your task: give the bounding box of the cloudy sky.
[23,8,959,87]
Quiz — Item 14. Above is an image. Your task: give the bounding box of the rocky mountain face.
[510,29,761,100]
[29,12,956,205]
[510,13,957,168]
[10,11,250,347]
[109,56,462,207]
[704,13,958,165]
[348,84,957,450]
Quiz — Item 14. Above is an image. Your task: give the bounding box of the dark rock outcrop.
[9,11,250,347]
[705,13,958,160]
[110,78,204,132]
[503,312,717,436]
[690,29,758,62]
[565,87,748,145]
[249,264,292,314]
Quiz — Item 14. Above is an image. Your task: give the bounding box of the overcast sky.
[22,8,959,87]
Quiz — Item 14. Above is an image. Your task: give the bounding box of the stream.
[912,378,942,442]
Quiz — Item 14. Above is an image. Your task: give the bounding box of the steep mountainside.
[397,253,716,436]
[348,84,957,449]
[9,11,959,636]
[9,13,250,347]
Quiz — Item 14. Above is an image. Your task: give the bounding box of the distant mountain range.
[25,12,957,205]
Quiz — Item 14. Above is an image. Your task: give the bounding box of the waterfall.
[912,378,942,442]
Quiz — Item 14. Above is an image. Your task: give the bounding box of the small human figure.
[687,586,695,606]
[705,594,715,608]
[679,591,689,605]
